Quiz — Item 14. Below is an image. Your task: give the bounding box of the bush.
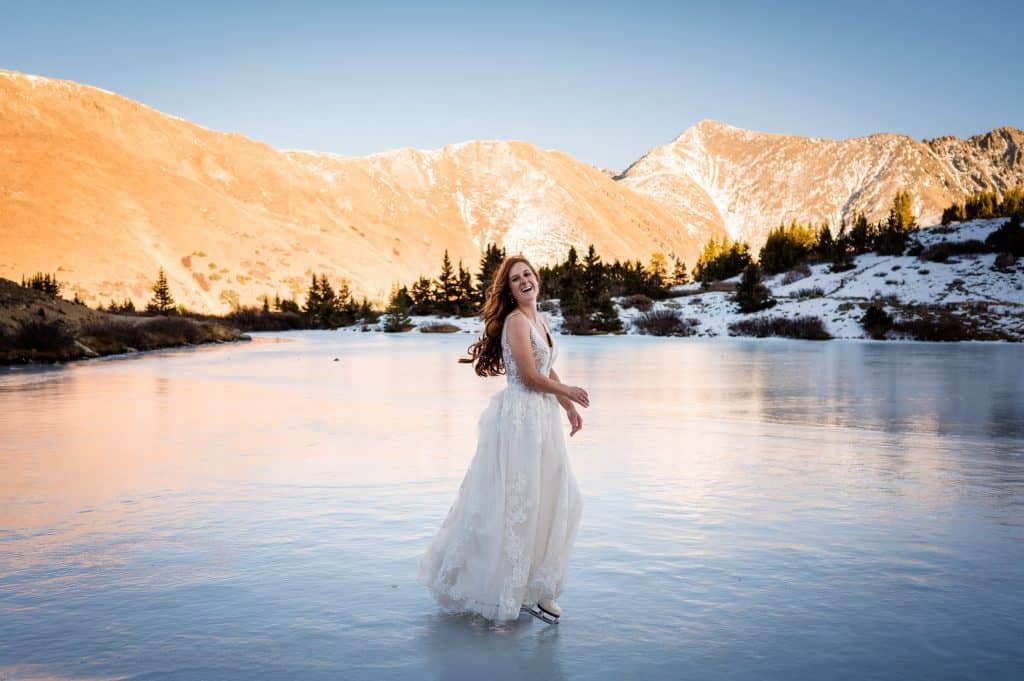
[141,316,202,344]
[892,314,970,341]
[780,264,811,285]
[861,304,894,339]
[985,215,1023,257]
[13,319,75,352]
[633,309,698,336]
[728,315,832,340]
[619,293,654,312]
[420,323,460,333]
[920,240,988,262]
[79,320,148,350]
[792,287,825,300]
[225,306,305,331]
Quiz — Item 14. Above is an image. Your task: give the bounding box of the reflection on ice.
[1,333,1022,679]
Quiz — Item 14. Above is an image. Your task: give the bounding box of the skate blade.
[522,605,559,625]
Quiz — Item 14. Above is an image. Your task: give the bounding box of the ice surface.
[1,333,1022,680]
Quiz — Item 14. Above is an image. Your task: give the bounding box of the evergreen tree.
[848,212,873,254]
[146,268,176,314]
[456,261,475,316]
[410,276,434,315]
[671,256,689,286]
[303,274,322,321]
[876,190,916,256]
[23,272,62,297]
[815,222,834,258]
[475,243,506,306]
[733,263,776,313]
[558,247,586,320]
[647,252,669,295]
[830,221,855,272]
[693,237,752,285]
[431,250,457,316]
[382,285,414,332]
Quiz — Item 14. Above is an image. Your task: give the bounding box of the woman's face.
[508,262,538,306]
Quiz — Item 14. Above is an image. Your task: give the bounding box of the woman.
[417,255,589,624]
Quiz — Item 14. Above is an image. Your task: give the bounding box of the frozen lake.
[2,332,1023,681]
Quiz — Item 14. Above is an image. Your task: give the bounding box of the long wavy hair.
[460,255,541,377]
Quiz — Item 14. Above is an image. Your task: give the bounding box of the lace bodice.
[502,312,557,388]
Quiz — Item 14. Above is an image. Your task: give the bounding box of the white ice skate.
[522,599,561,624]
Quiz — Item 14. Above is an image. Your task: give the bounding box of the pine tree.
[815,222,834,259]
[849,212,873,254]
[410,276,433,315]
[303,274,322,322]
[475,243,506,306]
[433,250,459,316]
[146,268,176,314]
[456,261,474,316]
[671,256,689,286]
[559,246,586,320]
[647,252,668,295]
[877,190,916,256]
[733,263,776,313]
[830,221,855,272]
[383,285,414,332]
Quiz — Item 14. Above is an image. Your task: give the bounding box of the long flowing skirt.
[417,385,583,622]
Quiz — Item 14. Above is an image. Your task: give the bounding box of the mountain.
[1,69,1020,314]
[0,70,720,313]
[619,119,1024,246]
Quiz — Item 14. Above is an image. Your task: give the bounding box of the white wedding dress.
[417,313,583,622]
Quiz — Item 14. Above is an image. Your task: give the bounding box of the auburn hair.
[460,255,541,377]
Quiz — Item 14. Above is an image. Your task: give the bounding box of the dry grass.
[728,315,832,340]
[633,309,698,336]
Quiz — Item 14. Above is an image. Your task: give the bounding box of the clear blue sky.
[2,0,1020,170]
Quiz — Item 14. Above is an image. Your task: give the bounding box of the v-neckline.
[523,312,553,350]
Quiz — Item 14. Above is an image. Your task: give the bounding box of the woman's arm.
[550,366,584,436]
[506,313,589,408]
[548,367,574,411]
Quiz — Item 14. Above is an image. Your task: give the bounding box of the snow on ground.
[341,219,1022,341]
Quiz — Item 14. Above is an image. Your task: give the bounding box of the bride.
[417,255,588,624]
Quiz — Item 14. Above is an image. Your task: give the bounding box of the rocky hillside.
[619,120,1024,248]
[2,69,1020,315]
[0,70,720,313]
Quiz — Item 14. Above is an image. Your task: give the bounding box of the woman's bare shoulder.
[505,310,527,327]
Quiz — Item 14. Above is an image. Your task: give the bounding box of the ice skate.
[522,599,561,624]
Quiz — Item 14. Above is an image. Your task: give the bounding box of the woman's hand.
[564,386,589,409]
[566,407,583,437]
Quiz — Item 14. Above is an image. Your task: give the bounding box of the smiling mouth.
[520,285,534,293]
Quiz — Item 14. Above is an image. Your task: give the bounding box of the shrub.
[985,215,1023,257]
[420,323,460,333]
[892,315,970,341]
[141,316,202,344]
[780,266,811,285]
[920,240,988,262]
[728,315,832,340]
[226,306,305,331]
[792,287,825,300]
[14,319,74,352]
[633,309,697,336]
[619,293,654,312]
[861,304,894,339]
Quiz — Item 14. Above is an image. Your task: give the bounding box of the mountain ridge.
[1,68,1020,313]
